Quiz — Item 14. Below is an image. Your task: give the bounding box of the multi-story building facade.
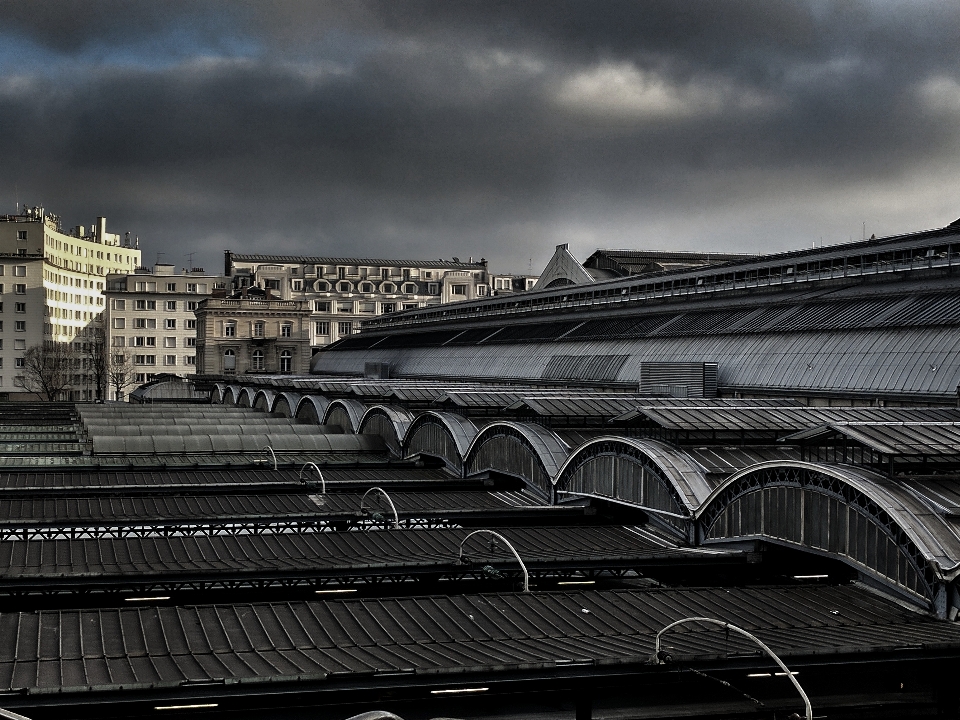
[0,207,141,400]
[103,264,225,397]
[194,286,311,376]
[224,252,490,349]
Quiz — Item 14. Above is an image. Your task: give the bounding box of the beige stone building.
[224,252,491,350]
[194,286,311,376]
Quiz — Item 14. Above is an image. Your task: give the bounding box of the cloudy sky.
[1,1,958,274]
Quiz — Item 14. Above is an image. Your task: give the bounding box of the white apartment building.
[224,252,491,349]
[104,264,225,397]
[0,207,141,400]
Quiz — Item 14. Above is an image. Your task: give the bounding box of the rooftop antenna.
[186,252,196,269]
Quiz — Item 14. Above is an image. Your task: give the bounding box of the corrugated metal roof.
[0,585,955,695]
[0,527,728,591]
[784,422,960,456]
[631,407,960,432]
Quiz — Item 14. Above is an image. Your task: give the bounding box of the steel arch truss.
[698,464,937,604]
[553,440,692,537]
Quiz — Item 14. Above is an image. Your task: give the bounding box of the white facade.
[225,253,491,348]
[0,208,141,399]
[104,265,225,397]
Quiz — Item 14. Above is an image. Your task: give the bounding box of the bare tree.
[18,342,76,401]
[109,350,135,401]
[86,322,108,402]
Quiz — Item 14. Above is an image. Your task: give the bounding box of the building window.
[252,322,264,338]
[134,300,156,310]
[251,349,264,371]
[360,282,374,293]
[292,280,302,291]
[14,340,24,350]
[428,283,438,294]
[14,303,25,313]
[13,266,25,277]
[185,337,196,347]
[402,283,417,294]
[186,283,198,293]
[165,300,177,311]
[265,279,281,291]
[402,303,418,310]
[164,337,177,348]
[164,355,177,366]
[477,285,488,296]
[338,321,352,336]
[135,355,156,365]
[165,319,176,329]
[224,321,236,337]
[14,284,25,295]
[451,284,467,295]
[113,299,125,310]
[315,281,329,292]
[279,350,292,372]
[113,337,125,347]
[184,355,196,366]
[338,267,346,280]
[14,321,24,332]
[134,337,145,347]
[14,358,23,368]
[314,301,330,312]
[315,321,329,335]
[280,323,292,338]
[187,301,198,311]
[146,337,156,347]
[338,282,351,292]
[381,303,395,314]
[381,282,395,293]
[381,268,389,280]
[113,318,125,329]
[16,231,26,240]
[166,283,177,292]
[223,349,236,372]
[135,373,146,383]
[134,318,146,329]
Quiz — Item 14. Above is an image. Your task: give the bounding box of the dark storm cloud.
[0,1,958,272]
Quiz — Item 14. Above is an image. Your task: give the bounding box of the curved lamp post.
[360,487,400,529]
[299,461,326,493]
[261,444,277,471]
[457,529,529,592]
[654,617,811,720]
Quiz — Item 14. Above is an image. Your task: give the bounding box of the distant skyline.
[1,1,958,275]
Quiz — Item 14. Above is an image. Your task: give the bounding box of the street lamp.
[654,616,812,720]
[359,487,400,529]
[457,529,529,592]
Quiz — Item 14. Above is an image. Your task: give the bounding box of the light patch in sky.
[552,62,776,121]
[918,76,960,114]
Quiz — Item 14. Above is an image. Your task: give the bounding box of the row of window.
[112,300,200,311]
[0,322,26,332]
[0,303,27,313]
[113,318,196,330]
[222,348,293,372]
[312,300,420,314]
[113,337,197,348]
[128,354,196,366]
[0,266,28,277]
[129,282,212,293]
[224,321,292,338]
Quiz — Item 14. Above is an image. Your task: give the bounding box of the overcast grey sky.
[1,1,958,274]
